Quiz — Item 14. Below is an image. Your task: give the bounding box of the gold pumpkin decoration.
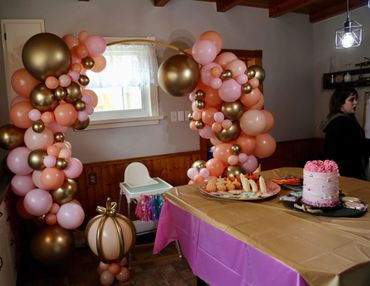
[85,198,136,263]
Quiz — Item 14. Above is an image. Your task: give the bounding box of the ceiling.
[152,0,368,23]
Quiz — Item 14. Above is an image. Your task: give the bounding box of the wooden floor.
[16,233,198,286]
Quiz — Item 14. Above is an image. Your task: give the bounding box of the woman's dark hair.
[327,85,358,118]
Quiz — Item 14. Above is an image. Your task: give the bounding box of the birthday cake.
[301,160,340,208]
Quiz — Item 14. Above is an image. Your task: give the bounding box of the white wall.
[0,0,315,163]
[313,6,370,137]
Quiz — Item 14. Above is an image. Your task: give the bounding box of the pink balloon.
[32,170,45,189]
[100,270,115,286]
[238,153,248,163]
[78,111,89,122]
[24,127,54,150]
[210,78,222,89]
[85,35,107,57]
[58,148,72,160]
[221,119,232,129]
[56,202,85,229]
[68,71,80,82]
[91,55,107,73]
[218,79,241,102]
[187,167,198,180]
[11,96,29,106]
[236,74,248,85]
[63,158,83,179]
[59,74,72,87]
[242,155,259,173]
[23,188,53,216]
[43,155,57,168]
[7,147,33,175]
[215,52,238,67]
[192,39,218,65]
[214,112,224,123]
[45,122,69,133]
[11,175,35,196]
[198,125,214,139]
[115,267,130,282]
[201,63,222,87]
[28,109,41,121]
[198,31,223,54]
[225,59,247,77]
[240,110,266,136]
[227,155,239,166]
[199,168,210,179]
[211,122,222,132]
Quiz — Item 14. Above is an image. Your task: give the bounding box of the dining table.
[153,167,370,286]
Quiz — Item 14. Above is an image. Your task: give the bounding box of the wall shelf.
[323,67,370,89]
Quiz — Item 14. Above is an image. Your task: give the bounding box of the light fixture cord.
[346,0,350,21]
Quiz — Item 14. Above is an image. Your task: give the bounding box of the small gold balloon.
[54,86,67,101]
[82,57,95,69]
[191,160,206,171]
[54,132,65,142]
[32,120,45,133]
[195,90,205,100]
[75,100,86,111]
[195,100,205,110]
[242,83,253,94]
[223,165,244,178]
[30,83,58,112]
[56,158,68,170]
[0,124,25,150]
[248,65,265,82]
[38,214,46,224]
[72,118,90,130]
[231,144,241,155]
[188,112,194,121]
[28,149,47,170]
[52,179,77,204]
[221,101,244,120]
[65,82,82,103]
[158,54,200,97]
[220,70,232,80]
[78,74,90,86]
[215,121,241,142]
[194,120,204,129]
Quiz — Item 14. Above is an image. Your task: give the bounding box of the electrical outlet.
[170,111,177,122]
[88,172,97,184]
[177,110,185,121]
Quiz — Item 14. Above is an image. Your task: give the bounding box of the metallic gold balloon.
[30,83,58,112]
[28,149,47,170]
[78,74,90,86]
[54,132,65,142]
[54,87,67,101]
[32,120,45,133]
[72,118,90,130]
[220,70,232,80]
[194,120,204,129]
[231,144,241,155]
[82,57,95,69]
[65,82,82,103]
[22,32,71,81]
[195,100,205,110]
[221,101,244,120]
[51,178,77,204]
[0,124,25,150]
[247,65,265,82]
[242,83,252,94]
[75,100,86,111]
[223,165,244,178]
[191,160,206,171]
[188,112,194,121]
[215,121,241,142]
[158,54,200,97]
[195,90,205,100]
[30,225,74,263]
[56,158,68,170]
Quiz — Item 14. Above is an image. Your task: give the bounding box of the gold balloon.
[30,83,58,112]
[195,90,205,100]
[54,132,65,142]
[242,83,252,94]
[188,112,194,121]
[28,149,47,170]
[248,65,265,82]
[30,225,74,263]
[56,158,68,170]
[75,100,86,111]
[32,120,45,133]
[0,124,25,150]
[78,74,90,86]
[195,100,205,110]
[72,118,90,130]
[223,165,244,178]
[158,54,200,97]
[191,160,206,171]
[194,120,204,129]
[82,57,95,69]
[65,82,82,103]
[220,70,232,80]
[231,144,241,155]
[52,178,77,204]
[22,32,71,81]
[54,87,67,101]
[221,101,244,120]
[215,121,241,142]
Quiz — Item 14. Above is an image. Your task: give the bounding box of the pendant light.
[335,0,363,49]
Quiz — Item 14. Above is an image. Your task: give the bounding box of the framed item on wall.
[363,91,370,138]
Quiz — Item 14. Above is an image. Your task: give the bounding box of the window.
[86,37,162,129]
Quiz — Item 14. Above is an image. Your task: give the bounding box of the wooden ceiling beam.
[269,0,314,18]
[153,0,171,7]
[216,0,244,12]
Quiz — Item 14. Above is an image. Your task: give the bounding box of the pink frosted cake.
[301,160,340,208]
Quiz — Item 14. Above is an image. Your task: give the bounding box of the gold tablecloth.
[165,167,370,286]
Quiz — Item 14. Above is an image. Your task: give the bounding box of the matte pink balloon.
[100,270,115,286]
[32,170,46,189]
[214,112,224,123]
[192,39,218,65]
[78,111,89,122]
[68,71,80,82]
[215,52,238,67]
[187,167,198,180]
[23,188,53,216]
[210,78,222,89]
[201,63,222,87]
[227,155,239,166]
[240,110,266,136]
[43,155,56,168]
[225,59,247,77]
[11,175,35,196]
[238,153,248,163]
[242,155,259,173]
[218,79,241,102]
[63,157,83,179]
[28,109,41,121]
[198,125,214,139]
[59,74,72,87]
[236,74,248,85]
[56,202,85,229]
[85,35,106,57]
[199,168,210,179]
[24,127,54,150]
[7,147,33,175]
[198,31,223,54]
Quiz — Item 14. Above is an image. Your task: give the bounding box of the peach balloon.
[45,213,57,225]
[24,127,54,150]
[202,108,218,125]
[45,76,59,89]
[261,110,275,133]
[41,111,55,124]
[250,95,265,110]
[108,263,121,275]
[11,68,39,97]
[225,59,247,77]
[78,30,89,42]
[253,133,276,159]
[204,86,223,108]
[193,174,205,184]
[83,89,98,107]
[40,167,65,190]
[71,63,82,72]
[205,158,225,177]
[10,101,34,129]
[47,144,61,156]
[240,110,266,136]
[215,52,238,67]
[54,103,78,126]
[213,143,232,164]
[91,55,106,72]
[73,44,89,59]
[189,121,197,131]
[240,88,262,108]
[11,96,28,106]
[63,34,79,49]
[198,31,223,54]
[32,170,46,189]
[235,133,257,154]
[249,77,260,89]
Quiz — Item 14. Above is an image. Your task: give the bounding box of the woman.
[323,86,370,180]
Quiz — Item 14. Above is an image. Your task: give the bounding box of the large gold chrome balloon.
[0,124,25,150]
[51,178,77,204]
[30,83,58,112]
[72,118,90,130]
[158,54,200,97]
[65,82,82,103]
[28,149,47,170]
[22,32,71,81]
[215,121,241,142]
[221,101,244,120]
[192,160,206,171]
[30,225,74,263]
[247,65,265,82]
